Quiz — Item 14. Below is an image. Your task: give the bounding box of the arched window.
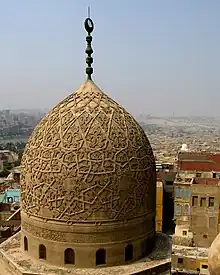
[24,236,28,251]
[64,248,75,264]
[96,248,106,266]
[125,244,133,262]
[39,244,46,260]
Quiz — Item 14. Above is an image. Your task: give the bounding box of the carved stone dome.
[20,80,156,268]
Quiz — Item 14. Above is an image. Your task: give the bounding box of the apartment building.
[172,172,218,274]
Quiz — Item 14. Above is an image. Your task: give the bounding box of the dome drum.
[21,230,155,268]
[21,212,155,268]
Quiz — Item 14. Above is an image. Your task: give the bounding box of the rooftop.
[178,151,220,172]
[192,177,220,185]
[172,244,208,259]
[174,171,214,185]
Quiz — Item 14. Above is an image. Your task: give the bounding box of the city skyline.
[0,0,219,116]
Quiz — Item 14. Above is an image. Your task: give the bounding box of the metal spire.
[84,7,94,81]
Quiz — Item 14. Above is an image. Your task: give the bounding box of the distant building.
[0,208,21,244]
[7,166,20,186]
[157,171,176,193]
[0,150,18,165]
[180,144,189,152]
[156,161,174,172]
[177,151,220,172]
[172,171,218,274]
[0,189,20,204]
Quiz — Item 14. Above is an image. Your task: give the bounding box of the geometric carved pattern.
[21,81,156,223]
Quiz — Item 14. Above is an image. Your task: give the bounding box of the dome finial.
[84,7,94,81]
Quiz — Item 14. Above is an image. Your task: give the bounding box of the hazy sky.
[0,0,220,116]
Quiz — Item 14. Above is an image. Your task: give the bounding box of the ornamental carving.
[21,81,156,223]
[22,221,66,242]
[22,220,154,243]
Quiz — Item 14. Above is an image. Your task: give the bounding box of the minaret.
[84,7,94,81]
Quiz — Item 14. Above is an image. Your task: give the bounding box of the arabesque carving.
[22,221,66,242]
[21,81,156,223]
[22,220,154,243]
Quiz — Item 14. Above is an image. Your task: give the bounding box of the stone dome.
[20,80,156,268]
